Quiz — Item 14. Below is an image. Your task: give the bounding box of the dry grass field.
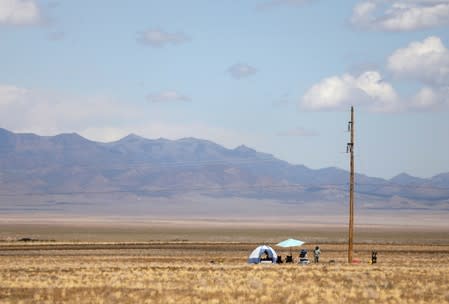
[1,220,449,303]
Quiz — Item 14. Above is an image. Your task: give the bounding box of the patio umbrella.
[276,238,305,255]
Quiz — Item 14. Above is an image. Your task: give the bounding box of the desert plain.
[1,217,449,304]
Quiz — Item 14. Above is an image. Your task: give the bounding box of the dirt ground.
[1,221,449,303]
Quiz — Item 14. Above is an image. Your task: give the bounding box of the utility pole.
[347,106,355,263]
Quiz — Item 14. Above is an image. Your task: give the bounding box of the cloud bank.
[301,36,449,112]
[0,84,140,135]
[351,0,449,31]
[387,36,449,86]
[0,0,42,25]
[0,84,261,151]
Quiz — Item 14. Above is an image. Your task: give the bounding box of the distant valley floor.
[1,212,449,244]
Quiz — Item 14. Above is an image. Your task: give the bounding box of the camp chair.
[285,255,293,263]
[299,249,309,265]
[276,256,284,264]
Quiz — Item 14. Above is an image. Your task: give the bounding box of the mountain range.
[1,128,448,216]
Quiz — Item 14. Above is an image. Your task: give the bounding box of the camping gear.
[276,238,305,256]
[247,245,278,264]
[276,238,305,248]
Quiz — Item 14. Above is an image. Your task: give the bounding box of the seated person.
[299,249,309,264]
[262,250,270,261]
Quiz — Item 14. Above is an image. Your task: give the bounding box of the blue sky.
[1,0,449,179]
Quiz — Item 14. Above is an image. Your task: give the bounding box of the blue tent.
[247,245,277,264]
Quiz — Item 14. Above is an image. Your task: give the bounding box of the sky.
[1,0,449,179]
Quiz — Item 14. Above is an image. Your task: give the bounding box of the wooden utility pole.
[347,106,355,263]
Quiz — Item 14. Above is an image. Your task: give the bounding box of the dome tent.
[247,245,277,264]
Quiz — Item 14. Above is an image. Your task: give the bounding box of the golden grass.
[1,242,449,303]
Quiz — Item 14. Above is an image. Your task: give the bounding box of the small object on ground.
[371,250,378,264]
[328,260,336,264]
[352,258,361,264]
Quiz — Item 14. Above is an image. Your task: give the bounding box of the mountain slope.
[0,128,448,212]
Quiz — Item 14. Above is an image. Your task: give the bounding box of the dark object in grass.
[18,237,35,242]
[371,250,378,264]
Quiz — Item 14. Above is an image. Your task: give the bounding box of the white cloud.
[276,127,318,137]
[0,84,141,135]
[410,86,449,110]
[227,63,257,79]
[301,71,400,112]
[0,0,41,25]
[351,1,377,26]
[387,36,449,86]
[137,29,190,47]
[411,87,439,109]
[0,84,27,105]
[146,90,191,103]
[301,36,449,112]
[351,1,449,31]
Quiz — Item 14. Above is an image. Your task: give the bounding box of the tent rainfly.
[247,245,277,264]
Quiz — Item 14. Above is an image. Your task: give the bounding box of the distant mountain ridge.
[1,128,448,214]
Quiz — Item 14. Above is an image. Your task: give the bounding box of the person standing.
[371,250,377,264]
[313,246,321,263]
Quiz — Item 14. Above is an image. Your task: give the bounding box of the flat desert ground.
[1,217,449,303]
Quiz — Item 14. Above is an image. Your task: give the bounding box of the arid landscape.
[3,0,449,303]
[1,129,448,303]
[1,220,449,303]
